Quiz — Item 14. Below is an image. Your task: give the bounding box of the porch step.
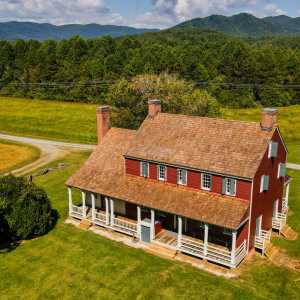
[148,241,177,259]
[78,219,93,230]
[264,243,281,262]
[281,224,298,240]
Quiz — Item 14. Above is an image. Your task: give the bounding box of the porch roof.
[65,127,250,230]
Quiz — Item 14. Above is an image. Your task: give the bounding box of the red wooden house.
[65,100,292,268]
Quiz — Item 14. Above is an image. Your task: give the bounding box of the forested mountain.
[0,29,300,109]
[264,15,300,35]
[0,22,159,42]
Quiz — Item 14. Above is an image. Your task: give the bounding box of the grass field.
[0,151,300,299]
[0,139,40,174]
[0,96,299,163]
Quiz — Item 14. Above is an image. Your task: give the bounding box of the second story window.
[201,174,212,191]
[158,165,166,181]
[140,162,149,178]
[222,179,236,196]
[268,141,278,158]
[260,175,269,192]
[177,169,187,185]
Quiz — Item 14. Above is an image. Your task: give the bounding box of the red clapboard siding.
[236,220,249,248]
[125,158,140,176]
[149,163,158,180]
[167,166,177,185]
[212,175,223,194]
[187,170,201,190]
[249,129,287,251]
[236,180,252,201]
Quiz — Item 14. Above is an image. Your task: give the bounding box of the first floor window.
[201,174,211,191]
[177,169,187,185]
[158,165,166,181]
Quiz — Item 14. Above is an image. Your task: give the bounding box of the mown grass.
[223,106,300,164]
[0,139,40,174]
[0,96,299,163]
[0,151,300,299]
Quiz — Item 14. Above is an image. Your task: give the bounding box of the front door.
[141,225,151,243]
[256,216,262,238]
[273,200,279,219]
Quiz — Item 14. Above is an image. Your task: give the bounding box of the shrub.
[0,174,53,242]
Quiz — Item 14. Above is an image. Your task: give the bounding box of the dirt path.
[0,135,94,176]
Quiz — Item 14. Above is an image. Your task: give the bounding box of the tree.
[0,175,53,242]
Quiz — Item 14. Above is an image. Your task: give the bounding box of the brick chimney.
[148,99,162,118]
[261,108,277,130]
[97,106,110,143]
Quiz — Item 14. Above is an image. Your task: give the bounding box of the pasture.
[0,96,299,163]
[0,139,40,174]
[0,150,299,299]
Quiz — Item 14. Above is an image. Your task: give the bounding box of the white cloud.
[0,0,122,25]
[264,4,287,16]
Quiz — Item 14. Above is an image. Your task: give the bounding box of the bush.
[0,174,53,243]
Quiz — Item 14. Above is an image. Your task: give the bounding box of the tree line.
[0,29,300,109]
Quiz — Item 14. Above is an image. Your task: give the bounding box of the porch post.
[105,197,109,225]
[81,190,86,218]
[231,231,237,266]
[203,223,209,257]
[150,208,155,240]
[137,205,141,235]
[68,186,72,214]
[178,216,182,248]
[91,193,95,221]
[285,183,290,207]
[110,198,114,227]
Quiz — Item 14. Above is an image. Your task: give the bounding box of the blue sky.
[0,0,299,28]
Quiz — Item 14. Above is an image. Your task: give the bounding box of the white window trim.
[177,169,187,186]
[201,174,212,191]
[260,175,264,193]
[158,165,166,181]
[140,162,149,178]
[277,163,280,179]
[225,178,236,196]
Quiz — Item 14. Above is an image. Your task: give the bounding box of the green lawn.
[1,97,299,164]
[0,151,300,299]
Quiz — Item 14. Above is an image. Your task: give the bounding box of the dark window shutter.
[182,170,187,185]
[145,163,149,178]
[230,179,236,196]
[279,163,286,178]
[263,175,269,191]
[222,179,226,195]
[164,166,167,181]
[271,142,278,157]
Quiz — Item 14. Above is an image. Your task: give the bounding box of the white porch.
[282,179,291,214]
[68,187,247,268]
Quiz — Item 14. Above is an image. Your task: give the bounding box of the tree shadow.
[50,208,60,230]
[0,241,20,254]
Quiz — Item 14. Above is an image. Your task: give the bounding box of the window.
[278,163,286,178]
[201,174,212,191]
[221,228,233,235]
[260,175,269,192]
[157,210,168,217]
[158,165,166,181]
[141,206,150,212]
[268,141,278,158]
[140,162,149,178]
[222,179,236,196]
[197,221,212,229]
[177,169,187,185]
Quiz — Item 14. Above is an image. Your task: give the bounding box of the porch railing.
[235,240,246,263]
[181,236,204,255]
[282,198,288,210]
[71,205,83,216]
[113,218,137,233]
[272,213,286,232]
[255,230,271,250]
[94,212,106,223]
[207,244,231,262]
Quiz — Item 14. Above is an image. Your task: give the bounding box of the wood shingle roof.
[66,127,250,229]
